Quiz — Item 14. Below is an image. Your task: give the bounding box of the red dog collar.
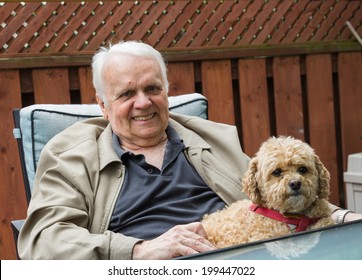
[249,204,321,232]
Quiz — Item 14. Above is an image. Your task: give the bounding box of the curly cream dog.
[202,136,335,248]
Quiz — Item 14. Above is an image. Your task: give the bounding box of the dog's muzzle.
[289,180,302,196]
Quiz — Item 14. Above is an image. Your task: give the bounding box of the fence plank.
[238,58,270,157]
[0,70,26,259]
[273,56,305,140]
[306,54,339,205]
[167,62,195,96]
[78,67,96,104]
[32,68,71,104]
[201,60,235,125]
[338,52,362,172]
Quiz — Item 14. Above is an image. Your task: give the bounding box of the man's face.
[97,54,169,147]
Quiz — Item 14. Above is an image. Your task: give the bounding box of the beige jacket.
[18,113,250,259]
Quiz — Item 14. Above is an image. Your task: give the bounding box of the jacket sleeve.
[18,139,141,260]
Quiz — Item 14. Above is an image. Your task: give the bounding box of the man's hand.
[132,222,216,259]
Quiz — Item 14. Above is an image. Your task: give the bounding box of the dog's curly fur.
[202,136,335,248]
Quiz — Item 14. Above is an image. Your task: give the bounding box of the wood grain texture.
[201,59,235,125]
[0,70,26,259]
[273,56,305,140]
[306,54,339,205]
[238,58,270,157]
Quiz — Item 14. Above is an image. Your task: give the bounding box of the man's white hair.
[92,40,169,104]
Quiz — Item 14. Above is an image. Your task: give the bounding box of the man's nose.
[134,92,152,108]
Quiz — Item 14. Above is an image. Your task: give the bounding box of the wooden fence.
[1,49,362,259]
[0,0,361,259]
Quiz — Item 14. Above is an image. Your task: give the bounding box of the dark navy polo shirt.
[108,126,226,239]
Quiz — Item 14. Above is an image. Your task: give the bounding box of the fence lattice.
[1,0,361,55]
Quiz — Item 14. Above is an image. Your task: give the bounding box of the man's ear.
[96,95,108,120]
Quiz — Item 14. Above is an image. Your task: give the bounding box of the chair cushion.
[18,93,207,193]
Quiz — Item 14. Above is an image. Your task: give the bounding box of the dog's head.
[242,136,330,213]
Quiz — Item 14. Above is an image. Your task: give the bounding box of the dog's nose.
[289,180,301,190]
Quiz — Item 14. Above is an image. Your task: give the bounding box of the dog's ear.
[242,158,263,205]
[315,155,331,199]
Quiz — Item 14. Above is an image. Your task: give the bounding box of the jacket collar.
[98,123,121,171]
[168,112,212,150]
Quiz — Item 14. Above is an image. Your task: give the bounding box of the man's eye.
[115,91,132,100]
[122,91,133,97]
[298,166,308,174]
[272,168,282,177]
[145,85,161,94]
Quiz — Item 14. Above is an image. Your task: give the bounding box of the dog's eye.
[272,168,282,177]
[298,166,308,174]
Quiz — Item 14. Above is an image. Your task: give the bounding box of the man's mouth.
[132,113,155,121]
